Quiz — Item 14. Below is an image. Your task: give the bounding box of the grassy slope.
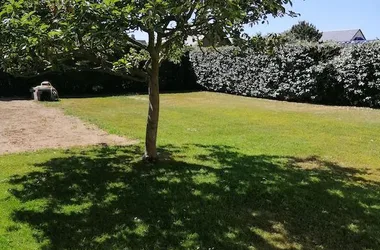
[1,92,380,250]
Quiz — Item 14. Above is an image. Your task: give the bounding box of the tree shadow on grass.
[8,145,380,250]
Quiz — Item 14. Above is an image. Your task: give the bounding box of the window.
[353,36,365,41]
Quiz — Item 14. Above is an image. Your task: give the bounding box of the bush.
[332,43,380,107]
[0,54,199,98]
[190,41,380,108]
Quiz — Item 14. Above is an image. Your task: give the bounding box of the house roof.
[185,35,233,46]
[137,40,147,46]
[130,34,147,46]
[320,29,365,42]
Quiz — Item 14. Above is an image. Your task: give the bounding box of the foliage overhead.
[0,0,297,79]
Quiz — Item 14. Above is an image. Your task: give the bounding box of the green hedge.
[190,42,380,108]
[0,54,199,97]
[4,42,380,108]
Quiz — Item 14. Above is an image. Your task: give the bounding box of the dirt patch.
[0,100,137,155]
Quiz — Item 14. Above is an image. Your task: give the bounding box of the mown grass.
[1,92,380,249]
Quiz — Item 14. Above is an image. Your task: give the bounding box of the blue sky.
[134,0,380,40]
[248,0,380,39]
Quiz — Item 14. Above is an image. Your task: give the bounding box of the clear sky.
[248,0,380,39]
[134,0,380,41]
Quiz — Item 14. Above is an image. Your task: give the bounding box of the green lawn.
[1,92,380,249]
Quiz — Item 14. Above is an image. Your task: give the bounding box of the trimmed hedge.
[190,42,380,108]
[0,54,199,97]
[0,71,144,97]
[332,42,380,107]
[4,42,380,108]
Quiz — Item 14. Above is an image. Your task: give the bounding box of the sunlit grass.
[51,92,380,169]
[1,92,380,249]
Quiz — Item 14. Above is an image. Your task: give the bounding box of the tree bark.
[143,54,160,162]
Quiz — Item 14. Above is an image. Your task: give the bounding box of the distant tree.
[288,21,322,42]
[0,0,297,162]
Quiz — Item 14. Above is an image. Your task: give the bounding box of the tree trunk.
[143,55,160,162]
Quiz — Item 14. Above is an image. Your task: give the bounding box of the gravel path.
[0,100,136,155]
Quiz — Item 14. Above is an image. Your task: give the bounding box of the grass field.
[1,92,380,249]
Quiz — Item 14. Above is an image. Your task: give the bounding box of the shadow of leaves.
[8,144,380,250]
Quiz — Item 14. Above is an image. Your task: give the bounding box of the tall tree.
[0,0,296,162]
[288,21,322,42]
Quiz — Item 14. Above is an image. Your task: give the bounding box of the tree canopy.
[287,21,322,42]
[0,0,296,78]
[0,0,297,160]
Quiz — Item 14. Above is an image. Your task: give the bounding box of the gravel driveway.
[0,100,136,155]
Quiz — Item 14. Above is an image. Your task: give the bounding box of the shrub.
[190,41,380,108]
[0,55,199,97]
[332,42,380,107]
